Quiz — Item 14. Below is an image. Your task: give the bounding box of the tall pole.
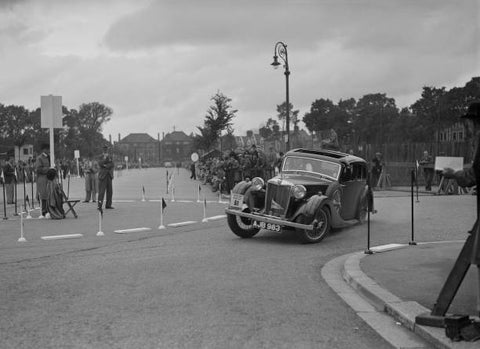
[49,126,55,168]
[285,67,290,151]
[271,41,291,152]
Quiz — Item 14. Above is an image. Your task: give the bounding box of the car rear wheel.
[299,206,331,244]
[356,193,368,223]
[227,209,260,239]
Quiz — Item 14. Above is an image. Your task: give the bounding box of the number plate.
[229,193,244,208]
[253,221,281,232]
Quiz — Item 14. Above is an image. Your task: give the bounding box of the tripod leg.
[416,231,474,327]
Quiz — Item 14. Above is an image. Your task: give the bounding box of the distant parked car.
[225,148,373,243]
[164,162,173,168]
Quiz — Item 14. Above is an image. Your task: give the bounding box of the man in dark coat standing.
[3,155,16,204]
[35,144,50,218]
[97,145,115,210]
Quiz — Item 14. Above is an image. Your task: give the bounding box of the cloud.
[0,0,478,142]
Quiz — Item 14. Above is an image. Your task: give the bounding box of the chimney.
[118,133,121,142]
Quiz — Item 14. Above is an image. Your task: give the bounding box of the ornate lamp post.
[271,41,290,151]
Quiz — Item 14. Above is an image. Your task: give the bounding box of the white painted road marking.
[41,234,83,240]
[114,227,152,234]
[167,221,197,227]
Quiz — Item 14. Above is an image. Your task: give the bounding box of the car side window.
[340,164,352,182]
[350,163,367,180]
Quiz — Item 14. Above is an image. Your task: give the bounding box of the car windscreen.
[282,156,341,180]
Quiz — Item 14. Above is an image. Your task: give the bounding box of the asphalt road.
[0,167,474,348]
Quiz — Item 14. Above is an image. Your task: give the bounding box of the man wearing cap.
[97,145,115,210]
[35,143,51,218]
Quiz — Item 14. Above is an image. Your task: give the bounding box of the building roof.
[120,133,157,143]
[163,131,192,142]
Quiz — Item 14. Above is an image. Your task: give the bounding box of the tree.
[0,104,35,149]
[259,118,281,141]
[195,91,237,152]
[193,126,216,152]
[302,98,336,134]
[276,102,299,131]
[354,93,398,144]
[74,102,113,156]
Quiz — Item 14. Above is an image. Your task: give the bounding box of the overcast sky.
[1,0,478,141]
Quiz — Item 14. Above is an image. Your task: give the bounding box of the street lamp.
[271,41,291,151]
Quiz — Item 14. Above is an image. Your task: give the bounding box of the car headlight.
[292,185,307,199]
[251,177,265,191]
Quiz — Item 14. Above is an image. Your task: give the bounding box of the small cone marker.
[97,209,104,236]
[18,212,26,242]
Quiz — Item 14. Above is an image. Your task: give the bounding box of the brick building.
[115,133,159,165]
[161,131,193,164]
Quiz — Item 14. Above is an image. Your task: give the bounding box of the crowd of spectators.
[0,156,92,185]
[194,145,284,194]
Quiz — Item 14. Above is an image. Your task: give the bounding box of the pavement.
[322,185,480,349]
[2,172,480,348]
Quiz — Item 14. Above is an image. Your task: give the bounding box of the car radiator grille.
[265,183,291,217]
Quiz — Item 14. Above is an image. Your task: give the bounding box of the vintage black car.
[225,148,373,243]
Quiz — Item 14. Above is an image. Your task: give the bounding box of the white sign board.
[434,156,464,172]
[191,152,199,162]
[41,95,63,128]
[124,156,128,162]
[74,150,80,159]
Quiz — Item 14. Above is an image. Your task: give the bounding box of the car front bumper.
[225,208,314,231]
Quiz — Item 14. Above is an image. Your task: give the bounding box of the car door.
[340,162,367,219]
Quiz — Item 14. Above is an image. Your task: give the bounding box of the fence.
[268,138,472,187]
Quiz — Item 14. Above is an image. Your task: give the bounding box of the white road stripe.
[41,234,83,240]
[204,215,226,221]
[114,227,152,234]
[370,243,407,253]
[167,221,197,227]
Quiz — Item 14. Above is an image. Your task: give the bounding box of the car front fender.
[298,194,329,217]
[231,181,252,195]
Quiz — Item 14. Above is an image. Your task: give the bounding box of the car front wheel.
[299,206,331,244]
[227,209,260,239]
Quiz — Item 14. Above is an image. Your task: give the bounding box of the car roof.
[285,148,367,165]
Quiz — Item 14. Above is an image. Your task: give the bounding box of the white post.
[158,201,165,230]
[26,200,32,219]
[49,126,55,168]
[202,197,208,222]
[170,185,175,202]
[96,211,104,236]
[18,212,26,242]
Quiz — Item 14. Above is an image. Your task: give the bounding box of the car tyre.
[325,182,342,215]
[299,206,331,244]
[356,190,369,223]
[227,209,260,239]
